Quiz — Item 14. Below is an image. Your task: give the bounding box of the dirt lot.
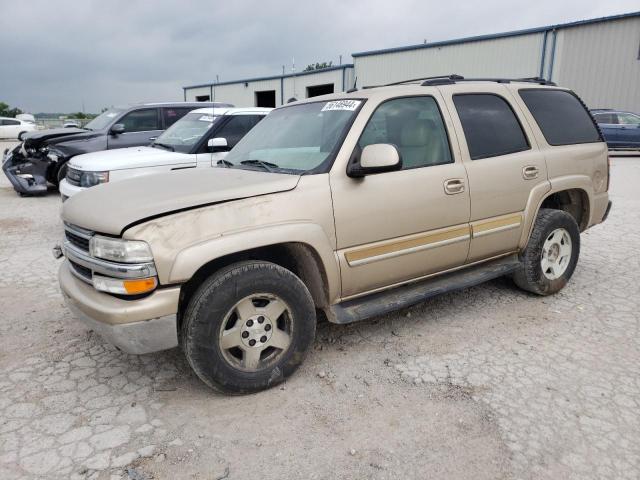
[1,140,639,480]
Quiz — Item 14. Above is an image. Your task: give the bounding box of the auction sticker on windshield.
[321,100,361,112]
[199,115,215,122]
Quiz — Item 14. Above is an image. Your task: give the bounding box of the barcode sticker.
[321,100,361,112]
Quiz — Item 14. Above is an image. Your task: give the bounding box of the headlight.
[46,148,64,162]
[89,236,153,263]
[80,171,109,187]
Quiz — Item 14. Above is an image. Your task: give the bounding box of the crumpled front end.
[2,143,51,195]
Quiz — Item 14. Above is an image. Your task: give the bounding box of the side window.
[453,94,529,160]
[118,109,160,133]
[163,108,194,128]
[616,113,640,125]
[358,96,452,169]
[214,115,261,149]
[593,113,617,124]
[2,119,20,126]
[519,89,601,145]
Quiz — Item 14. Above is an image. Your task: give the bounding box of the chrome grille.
[65,230,89,251]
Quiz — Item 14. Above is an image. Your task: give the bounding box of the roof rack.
[361,74,556,89]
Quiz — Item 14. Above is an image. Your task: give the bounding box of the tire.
[513,208,580,295]
[55,163,67,187]
[181,261,316,394]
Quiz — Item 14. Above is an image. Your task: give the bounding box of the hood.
[62,167,301,235]
[23,127,98,148]
[68,146,190,171]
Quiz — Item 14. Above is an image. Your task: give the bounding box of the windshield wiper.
[153,142,175,152]
[240,159,278,172]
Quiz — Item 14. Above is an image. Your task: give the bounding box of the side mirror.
[110,123,125,135]
[207,137,229,151]
[347,144,402,178]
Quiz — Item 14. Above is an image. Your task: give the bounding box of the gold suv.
[58,76,612,394]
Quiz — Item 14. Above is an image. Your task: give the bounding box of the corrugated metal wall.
[185,67,355,107]
[552,16,640,111]
[353,33,545,86]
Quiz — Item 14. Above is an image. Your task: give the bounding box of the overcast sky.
[0,0,637,113]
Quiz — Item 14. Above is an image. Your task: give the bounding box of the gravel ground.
[1,139,639,480]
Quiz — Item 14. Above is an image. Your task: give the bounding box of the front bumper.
[59,178,85,201]
[59,261,180,354]
[2,148,49,195]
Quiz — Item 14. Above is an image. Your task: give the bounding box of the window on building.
[118,109,160,132]
[162,107,195,128]
[453,94,529,160]
[196,95,211,102]
[255,91,276,108]
[519,89,601,145]
[306,84,334,98]
[358,96,452,169]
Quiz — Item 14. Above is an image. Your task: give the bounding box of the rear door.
[162,107,195,129]
[107,108,162,149]
[614,112,640,148]
[443,86,549,262]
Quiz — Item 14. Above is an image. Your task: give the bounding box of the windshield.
[84,108,126,130]
[152,112,220,153]
[224,100,362,173]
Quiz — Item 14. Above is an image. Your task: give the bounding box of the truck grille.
[65,230,90,252]
[66,167,82,187]
[69,259,92,282]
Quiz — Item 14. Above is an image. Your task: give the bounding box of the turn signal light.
[123,278,158,295]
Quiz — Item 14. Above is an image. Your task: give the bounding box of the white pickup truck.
[59,107,271,200]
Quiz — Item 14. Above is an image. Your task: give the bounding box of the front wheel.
[181,261,316,394]
[55,163,68,187]
[513,208,580,295]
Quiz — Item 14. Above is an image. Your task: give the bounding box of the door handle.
[444,178,465,195]
[522,166,539,180]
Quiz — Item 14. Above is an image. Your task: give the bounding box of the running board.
[329,254,521,324]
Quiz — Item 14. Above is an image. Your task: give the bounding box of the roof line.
[183,64,354,90]
[352,10,640,58]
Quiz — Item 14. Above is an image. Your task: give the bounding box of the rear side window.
[593,112,617,124]
[519,89,601,145]
[453,94,529,160]
[163,108,194,128]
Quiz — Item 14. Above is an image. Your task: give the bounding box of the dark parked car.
[591,109,640,149]
[2,102,232,195]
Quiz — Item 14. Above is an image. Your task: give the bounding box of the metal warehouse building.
[184,11,640,111]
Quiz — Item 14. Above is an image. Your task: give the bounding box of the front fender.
[167,222,341,302]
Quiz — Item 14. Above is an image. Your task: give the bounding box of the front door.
[444,89,549,262]
[330,95,471,298]
[107,108,163,149]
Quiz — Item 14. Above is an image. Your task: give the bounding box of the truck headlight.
[89,236,153,263]
[80,171,109,187]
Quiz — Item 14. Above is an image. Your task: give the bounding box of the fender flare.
[167,222,341,302]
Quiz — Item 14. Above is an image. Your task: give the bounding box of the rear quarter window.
[519,89,602,146]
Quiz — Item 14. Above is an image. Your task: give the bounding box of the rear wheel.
[181,261,316,394]
[513,208,580,295]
